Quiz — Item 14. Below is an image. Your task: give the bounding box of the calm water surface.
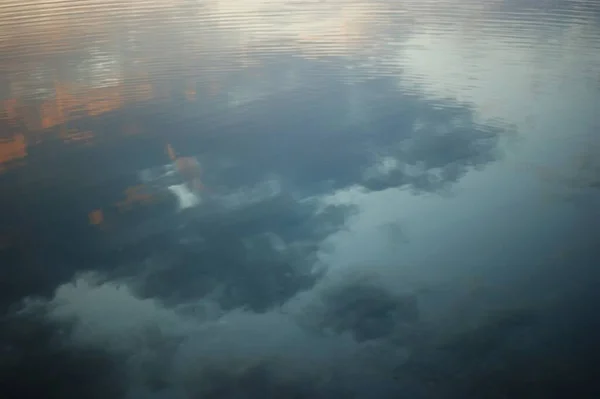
[0,1,599,398]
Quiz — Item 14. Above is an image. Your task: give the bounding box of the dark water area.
[0,0,599,398]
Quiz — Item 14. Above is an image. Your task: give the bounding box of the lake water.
[1,1,599,398]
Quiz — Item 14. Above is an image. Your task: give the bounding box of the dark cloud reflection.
[129,65,508,308]
[0,55,511,399]
[0,53,509,311]
[192,62,506,193]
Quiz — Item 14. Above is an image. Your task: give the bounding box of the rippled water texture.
[0,1,599,398]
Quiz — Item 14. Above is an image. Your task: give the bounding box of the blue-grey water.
[0,1,599,398]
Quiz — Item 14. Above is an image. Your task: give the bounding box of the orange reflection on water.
[116,185,158,212]
[0,133,27,169]
[88,209,104,226]
[0,72,162,171]
[175,157,204,192]
[37,81,143,130]
[167,144,204,193]
[0,0,398,177]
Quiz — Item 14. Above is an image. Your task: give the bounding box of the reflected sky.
[0,1,599,398]
[1,0,597,286]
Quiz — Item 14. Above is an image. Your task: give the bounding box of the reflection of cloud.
[219,69,506,199]
[45,273,194,349]
[396,11,600,129]
[0,52,509,312]
[167,184,201,210]
[17,273,402,399]
[12,258,547,399]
